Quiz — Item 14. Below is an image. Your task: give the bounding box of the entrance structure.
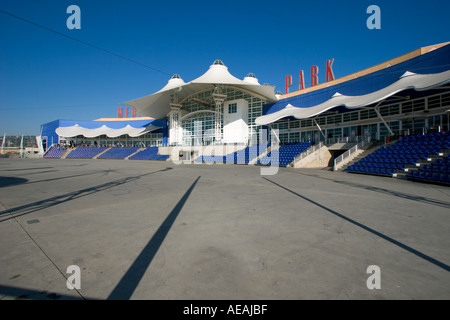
[123,60,279,146]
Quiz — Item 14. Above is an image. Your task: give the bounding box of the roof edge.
[279,41,450,100]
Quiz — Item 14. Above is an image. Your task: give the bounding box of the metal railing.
[333,136,372,171]
[324,135,371,145]
[295,141,325,162]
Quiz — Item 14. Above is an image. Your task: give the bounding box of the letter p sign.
[66,265,81,290]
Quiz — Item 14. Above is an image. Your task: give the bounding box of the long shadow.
[108,176,201,300]
[0,284,89,300]
[0,166,55,172]
[0,168,172,223]
[22,170,115,185]
[0,176,28,188]
[286,170,450,209]
[263,177,450,273]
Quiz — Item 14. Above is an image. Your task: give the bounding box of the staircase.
[93,147,112,159]
[336,140,384,171]
[125,147,146,160]
[61,148,74,159]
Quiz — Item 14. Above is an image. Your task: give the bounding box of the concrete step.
[125,147,146,160]
[93,147,112,159]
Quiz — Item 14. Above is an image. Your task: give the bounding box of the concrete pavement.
[0,158,449,300]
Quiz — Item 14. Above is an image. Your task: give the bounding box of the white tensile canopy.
[55,123,162,138]
[255,70,450,125]
[122,61,278,119]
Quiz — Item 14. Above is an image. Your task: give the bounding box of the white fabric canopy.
[255,70,450,125]
[55,123,162,138]
[122,62,278,119]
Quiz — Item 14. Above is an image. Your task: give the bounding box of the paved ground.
[0,158,449,300]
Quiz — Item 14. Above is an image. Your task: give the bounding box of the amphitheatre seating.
[66,146,109,159]
[257,142,312,167]
[194,145,266,164]
[346,132,449,176]
[97,147,140,159]
[128,147,170,160]
[43,146,67,159]
[407,155,450,184]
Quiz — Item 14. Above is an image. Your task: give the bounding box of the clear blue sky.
[1,0,449,135]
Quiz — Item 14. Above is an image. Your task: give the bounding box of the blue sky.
[1,0,449,135]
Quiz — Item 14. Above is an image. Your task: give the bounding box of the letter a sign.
[366,265,381,289]
[67,5,81,30]
[66,265,81,290]
[366,5,381,30]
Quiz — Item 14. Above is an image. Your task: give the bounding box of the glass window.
[442,92,450,106]
[301,119,312,127]
[413,99,425,111]
[343,111,359,122]
[427,96,441,109]
[289,121,300,129]
[389,104,400,115]
[317,117,326,126]
[402,101,413,114]
[228,103,237,114]
[289,132,300,142]
[360,110,369,120]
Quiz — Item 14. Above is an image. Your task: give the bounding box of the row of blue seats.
[420,164,450,174]
[257,142,312,167]
[194,145,264,164]
[346,132,449,177]
[43,146,67,158]
[97,147,140,159]
[66,146,109,159]
[407,154,450,184]
[348,163,407,170]
[129,147,169,160]
[407,170,450,184]
[358,157,417,165]
[346,166,396,175]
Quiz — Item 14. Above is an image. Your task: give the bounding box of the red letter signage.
[311,65,319,87]
[285,59,336,93]
[285,75,292,94]
[298,70,305,90]
[326,58,335,82]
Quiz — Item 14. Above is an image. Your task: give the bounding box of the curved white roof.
[243,73,260,85]
[157,74,186,93]
[55,123,162,138]
[122,60,278,119]
[255,70,450,125]
[191,60,248,85]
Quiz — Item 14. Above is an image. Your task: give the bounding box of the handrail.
[333,136,372,171]
[296,141,324,162]
[324,135,369,145]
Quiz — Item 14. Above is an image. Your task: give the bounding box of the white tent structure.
[55,122,163,138]
[123,61,278,119]
[122,60,278,145]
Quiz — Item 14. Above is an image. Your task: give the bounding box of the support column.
[374,107,394,136]
[313,119,327,140]
[169,103,182,145]
[213,92,226,144]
